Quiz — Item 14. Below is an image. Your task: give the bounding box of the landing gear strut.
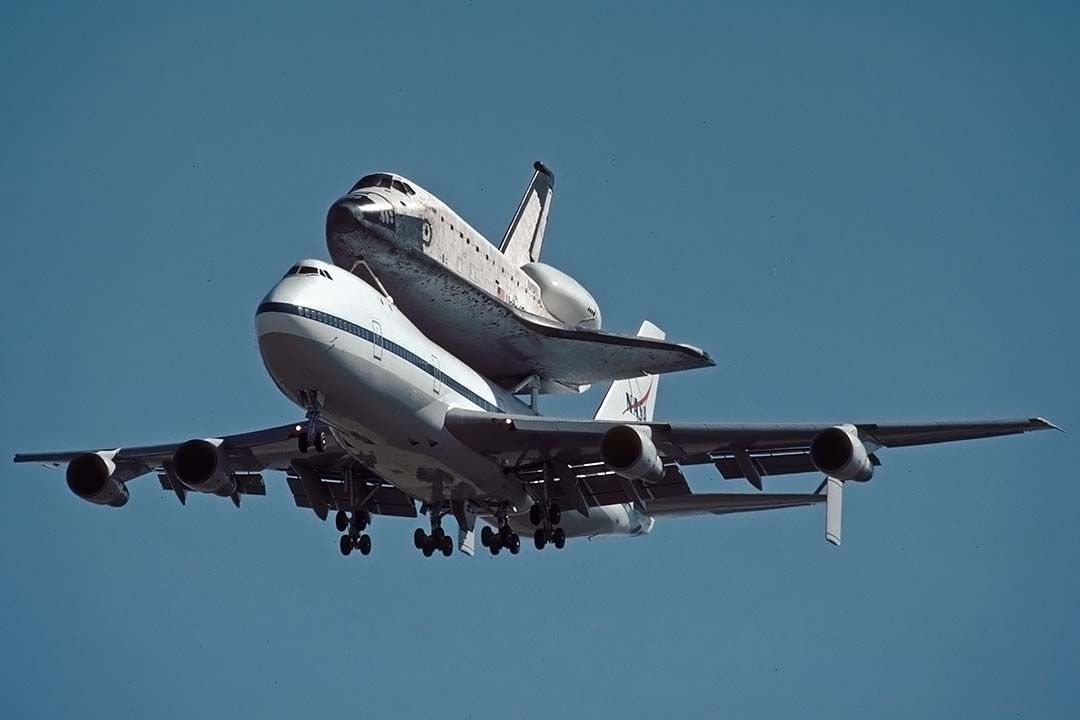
[297,390,327,453]
[336,465,375,558]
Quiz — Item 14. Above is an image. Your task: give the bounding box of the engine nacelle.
[809,424,874,482]
[520,262,601,330]
[600,425,665,483]
[66,452,129,507]
[172,439,237,495]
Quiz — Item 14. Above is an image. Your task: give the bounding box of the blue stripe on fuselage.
[255,301,502,414]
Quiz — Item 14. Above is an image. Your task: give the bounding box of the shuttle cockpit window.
[350,173,393,192]
[392,179,416,196]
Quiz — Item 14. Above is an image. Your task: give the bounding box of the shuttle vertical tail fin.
[593,321,664,423]
[500,161,554,267]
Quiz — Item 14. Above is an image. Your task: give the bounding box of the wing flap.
[515,463,691,508]
[157,472,266,496]
[286,472,418,518]
[713,450,817,480]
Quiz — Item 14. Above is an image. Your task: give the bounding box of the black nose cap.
[326,200,362,236]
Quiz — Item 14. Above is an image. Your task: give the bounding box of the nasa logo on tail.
[624,379,653,422]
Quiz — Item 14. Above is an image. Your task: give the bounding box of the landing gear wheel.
[313,430,327,452]
[534,528,547,550]
[529,504,543,526]
[432,526,445,543]
[548,503,561,525]
[414,528,427,549]
[509,534,521,555]
[553,527,566,549]
[422,538,435,557]
[489,540,501,556]
[358,534,372,556]
[353,514,368,532]
[441,535,453,557]
[499,524,513,546]
[339,534,352,556]
[335,511,349,532]
[480,526,494,548]
[298,433,309,454]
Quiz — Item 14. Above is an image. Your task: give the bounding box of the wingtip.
[1031,417,1064,433]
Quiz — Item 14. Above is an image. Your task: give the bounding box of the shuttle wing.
[398,284,712,390]
[489,309,714,389]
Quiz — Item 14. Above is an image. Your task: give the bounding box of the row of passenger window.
[295,305,501,413]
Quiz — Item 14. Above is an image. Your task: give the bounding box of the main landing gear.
[296,390,327,453]
[530,501,566,551]
[413,506,453,558]
[478,504,521,556]
[336,509,372,557]
[479,521,521,556]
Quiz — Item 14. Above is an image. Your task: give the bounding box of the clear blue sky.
[2,2,1076,717]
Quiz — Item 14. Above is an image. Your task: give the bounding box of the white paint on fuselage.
[346,175,550,316]
[255,258,650,539]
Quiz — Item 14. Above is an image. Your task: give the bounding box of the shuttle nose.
[327,199,364,235]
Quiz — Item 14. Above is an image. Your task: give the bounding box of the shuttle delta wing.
[499,310,714,388]
[392,277,713,390]
[13,422,417,518]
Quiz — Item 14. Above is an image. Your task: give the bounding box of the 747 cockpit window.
[285,265,334,280]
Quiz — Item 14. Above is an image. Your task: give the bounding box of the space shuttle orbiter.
[325,162,713,399]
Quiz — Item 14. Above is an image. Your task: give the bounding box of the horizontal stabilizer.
[644,492,825,518]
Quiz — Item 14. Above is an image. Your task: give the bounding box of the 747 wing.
[13,422,416,520]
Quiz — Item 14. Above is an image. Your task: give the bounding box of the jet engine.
[600,424,665,483]
[172,439,237,495]
[520,263,601,330]
[809,424,874,482]
[66,452,129,507]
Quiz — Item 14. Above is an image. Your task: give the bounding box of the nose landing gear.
[296,390,327,453]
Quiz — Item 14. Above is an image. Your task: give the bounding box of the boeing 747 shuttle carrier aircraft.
[14,163,1057,558]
